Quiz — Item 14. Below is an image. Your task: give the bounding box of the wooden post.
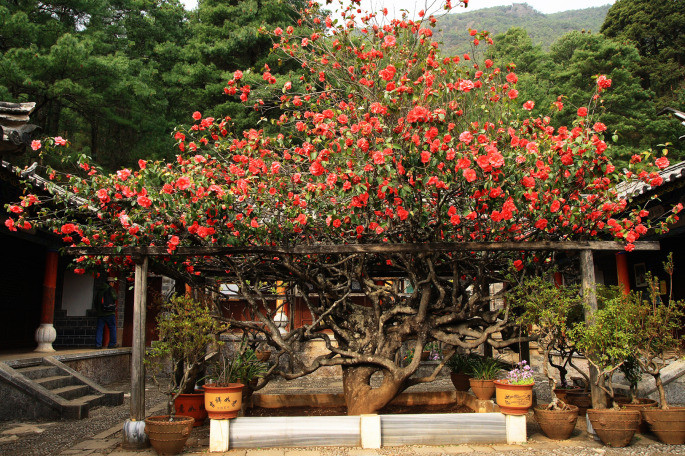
[580,250,606,410]
[123,256,149,448]
[615,252,631,295]
[35,250,59,352]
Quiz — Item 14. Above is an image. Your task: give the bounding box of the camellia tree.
[6,0,681,414]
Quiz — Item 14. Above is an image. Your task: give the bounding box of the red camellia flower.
[379,65,396,81]
[522,100,535,111]
[9,205,22,214]
[192,111,202,120]
[655,157,669,169]
[514,260,524,271]
[592,122,606,132]
[577,107,588,117]
[596,75,612,90]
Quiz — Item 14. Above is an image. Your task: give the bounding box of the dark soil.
[245,402,473,416]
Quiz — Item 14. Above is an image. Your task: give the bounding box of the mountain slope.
[434,3,611,55]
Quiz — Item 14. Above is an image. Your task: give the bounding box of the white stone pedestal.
[360,414,381,448]
[505,414,527,444]
[210,419,230,452]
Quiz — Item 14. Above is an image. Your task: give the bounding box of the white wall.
[62,272,95,317]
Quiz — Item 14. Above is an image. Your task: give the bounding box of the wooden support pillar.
[35,250,59,352]
[615,252,630,295]
[123,256,149,449]
[580,250,606,410]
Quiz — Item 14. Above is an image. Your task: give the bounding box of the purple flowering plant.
[504,360,535,385]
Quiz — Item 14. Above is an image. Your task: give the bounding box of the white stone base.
[34,324,57,352]
[210,419,230,452]
[505,414,527,444]
[360,414,381,449]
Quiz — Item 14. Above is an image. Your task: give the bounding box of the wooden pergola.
[66,240,660,448]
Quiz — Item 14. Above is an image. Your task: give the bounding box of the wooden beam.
[130,256,148,421]
[63,240,660,257]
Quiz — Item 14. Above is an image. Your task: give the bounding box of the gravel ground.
[0,380,167,456]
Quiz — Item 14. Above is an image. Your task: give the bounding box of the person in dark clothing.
[94,278,118,348]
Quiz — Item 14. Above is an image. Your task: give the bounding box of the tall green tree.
[601,0,685,107]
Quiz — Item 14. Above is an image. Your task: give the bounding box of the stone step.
[69,394,105,407]
[14,365,62,380]
[50,384,91,400]
[34,375,76,390]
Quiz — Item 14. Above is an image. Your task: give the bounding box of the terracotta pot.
[534,404,579,440]
[144,415,194,455]
[615,398,657,434]
[587,409,640,447]
[469,378,495,401]
[450,372,471,392]
[174,393,207,427]
[641,407,685,445]
[203,383,244,419]
[566,390,591,416]
[494,380,534,415]
[255,350,271,362]
[552,386,580,404]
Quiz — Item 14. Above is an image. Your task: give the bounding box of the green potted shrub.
[203,341,269,419]
[512,275,581,438]
[445,353,476,392]
[145,294,228,454]
[147,294,228,425]
[635,255,685,444]
[570,288,642,448]
[468,356,502,400]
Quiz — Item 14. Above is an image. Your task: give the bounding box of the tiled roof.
[616,160,685,200]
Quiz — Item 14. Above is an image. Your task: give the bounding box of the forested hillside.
[435,3,611,55]
[1,0,683,169]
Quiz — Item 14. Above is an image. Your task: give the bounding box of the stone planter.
[586,409,640,447]
[203,383,244,419]
[144,415,194,455]
[469,378,495,401]
[641,407,685,445]
[533,404,579,440]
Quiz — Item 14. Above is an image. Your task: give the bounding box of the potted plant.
[445,353,475,392]
[494,360,535,415]
[635,255,685,444]
[145,294,228,454]
[512,275,581,438]
[469,356,501,400]
[147,294,228,427]
[570,288,642,448]
[204,341,269,419]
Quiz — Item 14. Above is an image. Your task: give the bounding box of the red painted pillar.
[616,252,630,295]
[35,250,59,352]
[553,271,563,287]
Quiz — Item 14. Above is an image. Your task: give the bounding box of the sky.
[180,0,615,16]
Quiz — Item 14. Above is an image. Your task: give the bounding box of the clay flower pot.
[615,397,657,434]
[552,386,580,404]
[144,415,194,455]
[469,378,495,401]
[255,350,272,362]
[174,392,207,427]
[450,372,471,392]
[494,380,534,415]
[586,408,640,447]
[565,390,591,416]
[641,407,685,445]
[203,383,244,419]
[534,404,579,440]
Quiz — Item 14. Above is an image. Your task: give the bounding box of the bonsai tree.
[7,0,680,415]
[570,287,641,409]
[512,274,584,408]
[634,254,685,409]
[147,294,229,415]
